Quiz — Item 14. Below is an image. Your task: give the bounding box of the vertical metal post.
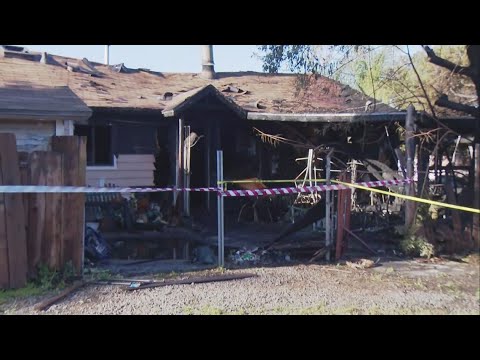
[183,125,191,216]
[216,150,225,267]
[325,149,334,261]
[405,105,416,229]
[81,207,85,277]
[174,118,184,209]
[474,143,480,246]
[307,149,313,187]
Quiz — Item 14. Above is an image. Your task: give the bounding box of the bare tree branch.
[407,46,438,118]
[422,46,473,78]
[466,45,480,105]
[435,94,480,117]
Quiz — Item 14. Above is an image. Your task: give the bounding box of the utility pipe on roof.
[104,45,110,65]
[201,45,216,79]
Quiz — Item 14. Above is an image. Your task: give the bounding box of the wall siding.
[86,154,155,187]
[0,121,56,152]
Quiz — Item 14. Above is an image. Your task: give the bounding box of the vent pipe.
[104,45,110,65]
[201,45,215,79]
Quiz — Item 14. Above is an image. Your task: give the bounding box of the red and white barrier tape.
[0,186,220,194]
[218,179,413,197]
[0,179,412,195]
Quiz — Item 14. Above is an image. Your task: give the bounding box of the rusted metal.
[34,280,86,312]
[124,273,256,291]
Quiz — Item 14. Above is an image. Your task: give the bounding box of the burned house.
[2,44,479,268]
[0,46,407,212]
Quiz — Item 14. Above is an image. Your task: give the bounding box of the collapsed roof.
[0,49,397,116]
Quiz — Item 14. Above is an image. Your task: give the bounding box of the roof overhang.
[417,112,479,133]
[247,112,408,123]
[0,85,92,123]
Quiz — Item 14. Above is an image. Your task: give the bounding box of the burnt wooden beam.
[344,228,377,256]
[90,107,164,116]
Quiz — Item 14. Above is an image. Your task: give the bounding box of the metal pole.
[183,125,191,216]
[325,149,334,261]
[308,149,313,187]
[474,143,480,246]
[216,150,225,267]
[174,118,184,209]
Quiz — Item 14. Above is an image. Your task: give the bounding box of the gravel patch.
[4,259,478,315]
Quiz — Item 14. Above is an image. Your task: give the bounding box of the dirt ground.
[1,255,479,315]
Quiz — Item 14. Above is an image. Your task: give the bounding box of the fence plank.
[51,136,86,274]
[27,152,47,276]
[0,133,27,288]
[18,152,29,225]
[43,152,63,270]
[0,156,10,288]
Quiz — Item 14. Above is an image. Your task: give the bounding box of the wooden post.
[417,145,430,198]
[474,143,480,246]
[405,104,416,229]
[335,172,352,260]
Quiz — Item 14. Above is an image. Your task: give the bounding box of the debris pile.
[230,249,260,265]
[230,248,292,266]
[345,258,376,269]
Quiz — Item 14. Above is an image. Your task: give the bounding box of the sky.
[18,45,265,73]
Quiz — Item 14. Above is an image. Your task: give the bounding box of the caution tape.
[218,179,412,197]
[3,179,476,214]
[0,179,410,194]
[218,179,327,184]
[0,186,221,194]
[333,180,480,214]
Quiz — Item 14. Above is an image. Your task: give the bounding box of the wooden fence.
[0,133,86,289]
